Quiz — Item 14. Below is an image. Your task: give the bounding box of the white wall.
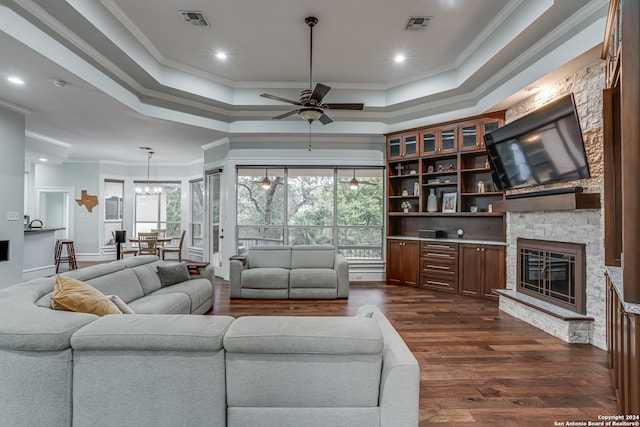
[0,107,26,288]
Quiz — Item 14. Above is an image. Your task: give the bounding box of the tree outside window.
[236,167,383,260]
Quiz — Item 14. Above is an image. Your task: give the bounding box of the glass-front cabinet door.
[420,130,437,156]
[440,127,457,154]
[403,133,419,158]
[483,119,502,143]
[388,136,402,160]
[460,123,480,151]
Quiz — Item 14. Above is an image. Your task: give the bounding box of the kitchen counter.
[23,228,66,281]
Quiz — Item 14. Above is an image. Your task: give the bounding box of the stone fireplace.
[496,59,606,350]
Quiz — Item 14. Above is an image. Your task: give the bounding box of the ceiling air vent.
[179,11,209,27]
[404,16,431,31]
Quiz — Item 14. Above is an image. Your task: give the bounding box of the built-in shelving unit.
[386,112,508,298]
[386,111,506,241]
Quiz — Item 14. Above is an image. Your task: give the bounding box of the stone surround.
[500,60,607,350]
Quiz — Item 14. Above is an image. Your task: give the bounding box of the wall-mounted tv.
[483,93,590,191]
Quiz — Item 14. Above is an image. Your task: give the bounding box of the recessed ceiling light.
[8,76,24,85]
[394,55,405,63]
[216,52,227,60]
[38,158,48,162]
[527,85,542,94]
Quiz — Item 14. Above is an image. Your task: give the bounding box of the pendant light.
[349,169,359,190]
[261,168,271,190]
[136,149,162,195]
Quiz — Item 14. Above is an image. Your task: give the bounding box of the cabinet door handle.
[426,264,450,270]
[476,248,480,252]
[426,280,450,287]
[426,252,452,258]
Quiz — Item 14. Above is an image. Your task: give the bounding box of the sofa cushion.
[224,316,383,409]
[85,269,145,304]
[291,245,335,269]
[247,246,291,269]
[224,316,383,355]
[157,263,190,287]
[241,268,290,289]
[289,268,338,289]
[127,292,191,314]
[71,314,234,352]
[51,275,122,316]
[130,262,163,295]
[149,278,212,312]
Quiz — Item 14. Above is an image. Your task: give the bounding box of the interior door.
[207,170,222,267]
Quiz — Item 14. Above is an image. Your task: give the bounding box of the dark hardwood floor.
[213,280,618,427]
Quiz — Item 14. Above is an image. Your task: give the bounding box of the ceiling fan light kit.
[260,16,364,125]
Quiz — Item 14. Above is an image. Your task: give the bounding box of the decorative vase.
[427,189,438,213]
[403,208,409,213]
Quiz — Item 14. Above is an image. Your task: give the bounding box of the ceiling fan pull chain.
[308,122,312,151]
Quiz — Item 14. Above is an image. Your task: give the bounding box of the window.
[103,180,124,245]
[190,179,203,247]
[236,167,383,260]
[134,182,181,238]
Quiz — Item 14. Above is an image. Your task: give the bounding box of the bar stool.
[55,240,78,273]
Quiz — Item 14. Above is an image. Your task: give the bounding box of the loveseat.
[0,255,215,427]
[229,245,349,299]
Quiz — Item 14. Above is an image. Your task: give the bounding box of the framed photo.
[442,192,457,213]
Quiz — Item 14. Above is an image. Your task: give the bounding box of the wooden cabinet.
[420,241,458,293]
[459,244,505,299]
[606,271,640,415]
[388,133,419,160]
[387,239,419,287]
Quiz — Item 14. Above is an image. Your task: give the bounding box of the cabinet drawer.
[421,258,458,276]
[421,249,458,261]
[422,242,458,252]
[421,274,458,293]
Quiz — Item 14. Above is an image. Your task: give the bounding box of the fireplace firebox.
[517,238,586,314]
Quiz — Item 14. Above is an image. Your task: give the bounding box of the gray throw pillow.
[157,263,190,287]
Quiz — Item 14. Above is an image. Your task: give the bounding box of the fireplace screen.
[517,238,586,314]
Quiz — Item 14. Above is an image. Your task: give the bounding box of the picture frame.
[442,192,457,213]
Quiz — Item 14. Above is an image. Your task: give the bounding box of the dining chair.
[150,229,166,237]
[137,232,159,256]
[161,230,187,262]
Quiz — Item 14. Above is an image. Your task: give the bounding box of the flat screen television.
[483,93,590,191]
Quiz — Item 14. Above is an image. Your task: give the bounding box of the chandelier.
[136,149,162,195]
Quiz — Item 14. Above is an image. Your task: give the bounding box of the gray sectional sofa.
[0,257,419,427]
[229,245,349,299]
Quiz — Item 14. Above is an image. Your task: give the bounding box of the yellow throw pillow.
[51,275,122,316]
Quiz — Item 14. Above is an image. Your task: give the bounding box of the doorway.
[36,187,73,241]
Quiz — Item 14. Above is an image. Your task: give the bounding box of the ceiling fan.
[260,16,364,125]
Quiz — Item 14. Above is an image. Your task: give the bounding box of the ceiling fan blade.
[261,93,302,106]
[324,103,364,110]
[272,110,299,120]
[319,113,333,125]
[310,83,331,103]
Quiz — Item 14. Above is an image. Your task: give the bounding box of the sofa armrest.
[229,258,247,298]
[357,305,419,427]
[335,254,349,298]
